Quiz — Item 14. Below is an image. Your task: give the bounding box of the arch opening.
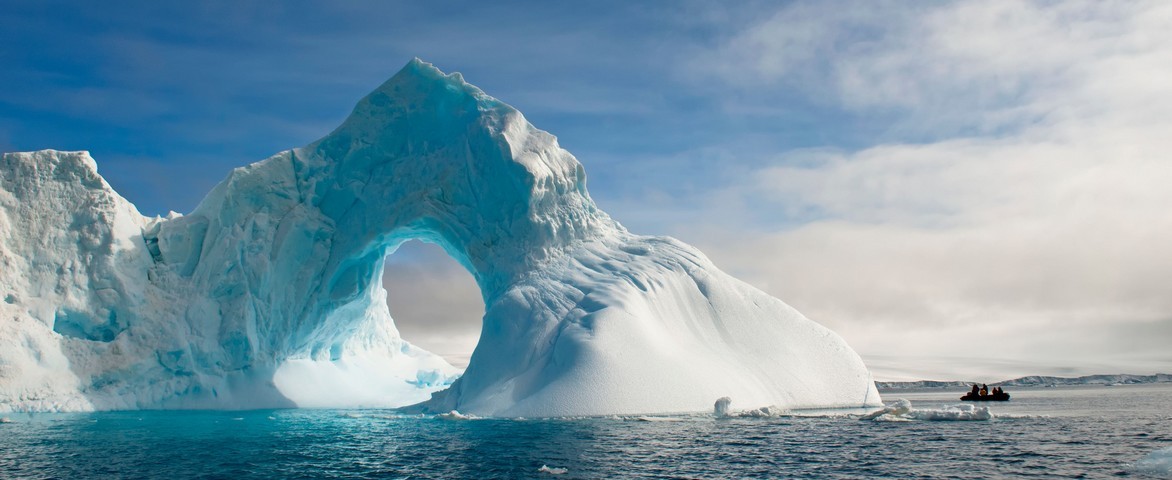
[382,239,485,370]
[269,230,487,409]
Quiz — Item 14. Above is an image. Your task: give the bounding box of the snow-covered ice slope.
[0,59,880,415]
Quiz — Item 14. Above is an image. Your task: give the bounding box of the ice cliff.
[0,59,880,415]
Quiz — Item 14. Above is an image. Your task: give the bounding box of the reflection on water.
[1,384,1169,478]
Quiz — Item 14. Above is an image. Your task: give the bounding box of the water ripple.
[0,385,1169,478]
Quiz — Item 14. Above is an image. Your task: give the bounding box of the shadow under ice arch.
[0,60,880,415]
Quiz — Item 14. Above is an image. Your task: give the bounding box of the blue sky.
[4,1,1171,380]
[1,0,872,221]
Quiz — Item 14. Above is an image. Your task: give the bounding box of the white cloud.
[673,0,1172,379]
[694,1,1172,134]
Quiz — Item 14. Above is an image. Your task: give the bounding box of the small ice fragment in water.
[437,410,479,421]
[1135,446,1172,477]
[0,417,12,423]
[538,465,568,475]
[634,416,683,422]
[714,397,732,418]
[861,399,913,420]
[861,398,991,421]
[713,397,788,418]
[912,404,991,421]
[737,406,785,417]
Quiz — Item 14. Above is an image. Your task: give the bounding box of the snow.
[0,59,880,415]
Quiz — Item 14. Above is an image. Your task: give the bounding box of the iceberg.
[0,59,881,415]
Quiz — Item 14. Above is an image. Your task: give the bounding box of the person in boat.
[970,384,979,397]
[980,384,989,397]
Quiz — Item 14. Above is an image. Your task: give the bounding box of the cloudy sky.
[3,1,1170,381]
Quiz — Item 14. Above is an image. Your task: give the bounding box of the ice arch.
[0,60,880,415]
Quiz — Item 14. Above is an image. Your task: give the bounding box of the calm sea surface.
[1,384,1170,479]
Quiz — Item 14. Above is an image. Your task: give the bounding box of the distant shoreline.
[876,373,1172,390]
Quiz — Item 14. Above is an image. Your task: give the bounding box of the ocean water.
[1,384,1169,479]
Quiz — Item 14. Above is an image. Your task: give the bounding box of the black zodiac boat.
[960,391,1010,401]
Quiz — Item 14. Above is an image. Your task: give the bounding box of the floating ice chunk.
[633,416,685,422]
[861,398,913,420]
[714,397,732,418]
[0,417,11,423]
[861,399,991,421]
[1135,447,1172,478]
[538,465,568,475]
[714,397,790,418]
[436,410,479,421]
[913,404,992,421]
[737,406,788,417]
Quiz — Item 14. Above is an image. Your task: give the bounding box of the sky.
[3,0,1170,381]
